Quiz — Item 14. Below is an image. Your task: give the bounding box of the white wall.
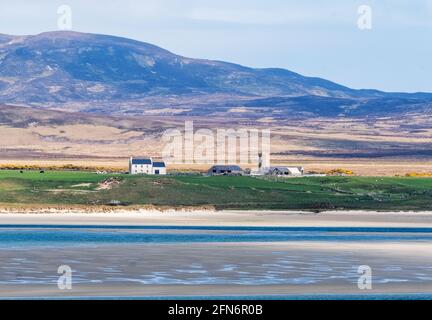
[152,167,167,175]
[130,164,166,175]
[131,164,153,175]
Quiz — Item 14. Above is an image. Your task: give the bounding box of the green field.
[0,170,431,210]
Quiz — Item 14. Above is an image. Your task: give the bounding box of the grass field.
[0,170,431,210]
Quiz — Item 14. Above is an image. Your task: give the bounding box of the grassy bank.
[0,170,431,210]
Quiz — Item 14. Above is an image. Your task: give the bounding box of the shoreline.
[2,284,432,299]
[1,210,432,227]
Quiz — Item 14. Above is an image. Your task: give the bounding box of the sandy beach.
[1,210,432,228]
[1,210,432,299]
[1,241,432,298]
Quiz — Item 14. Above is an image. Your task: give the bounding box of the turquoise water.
[1,225,432,247]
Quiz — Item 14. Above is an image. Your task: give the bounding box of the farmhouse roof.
[153,162,166,168]
[131,158,152,165]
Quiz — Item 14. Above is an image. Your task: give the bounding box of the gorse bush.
[0,164,125,173]
[326,168,355,176]
[405,172,432,177]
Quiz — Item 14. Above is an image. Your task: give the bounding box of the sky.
[0,0,431,92]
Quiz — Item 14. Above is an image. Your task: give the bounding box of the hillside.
[0,31,352,102]
[0,31,431,118]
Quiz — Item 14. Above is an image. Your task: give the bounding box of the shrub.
[326,168,355,176]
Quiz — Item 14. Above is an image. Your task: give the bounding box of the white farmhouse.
[129,157,167,175]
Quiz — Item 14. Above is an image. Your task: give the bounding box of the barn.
[207,165,244,176]
[266,166,304,177]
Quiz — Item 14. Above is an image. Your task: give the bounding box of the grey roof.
[209,165,243,171]
[131,158,152,165]
[269,166,289,171]
[267,166,303,175]
[269,166,303,171]
[153,162,166,168]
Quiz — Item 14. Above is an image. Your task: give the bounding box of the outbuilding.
[208,165,244,176]
[266,166,304,177]
[152,162,167,175]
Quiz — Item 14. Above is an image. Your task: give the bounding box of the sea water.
[0,225,431,299]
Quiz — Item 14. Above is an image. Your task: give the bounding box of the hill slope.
[0,31,362,103]
[0,31,431,117]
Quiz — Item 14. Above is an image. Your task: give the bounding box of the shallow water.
[1,225,432,247]
[0,225,432,299]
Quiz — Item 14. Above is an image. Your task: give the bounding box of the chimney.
[258,152,263,170]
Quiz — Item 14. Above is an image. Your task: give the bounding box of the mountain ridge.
[0,31,431,117]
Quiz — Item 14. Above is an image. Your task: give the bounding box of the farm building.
[129,157,167,175]
[152,162,167,175]
[208,165,244,176]
[265,166,304,177]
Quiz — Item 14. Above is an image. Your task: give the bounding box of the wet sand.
[1,210,432,228]
[1,242,432,298]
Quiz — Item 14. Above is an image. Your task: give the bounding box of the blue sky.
[0,0,431,92]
